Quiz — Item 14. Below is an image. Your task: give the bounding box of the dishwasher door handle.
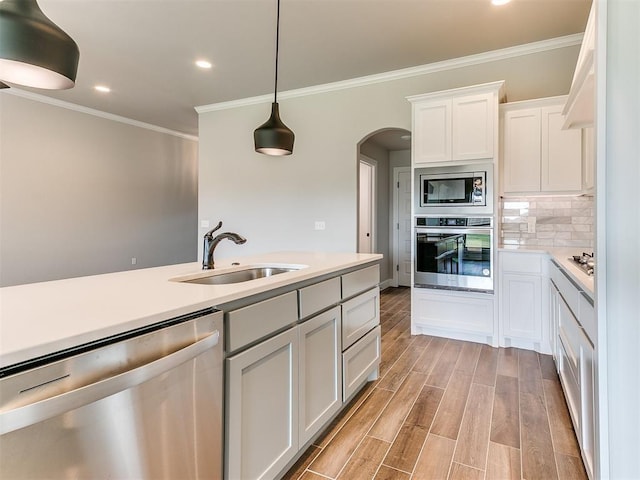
[0,330,220,435]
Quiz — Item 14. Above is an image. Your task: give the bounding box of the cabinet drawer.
[342,325,381,402]
[550,262,580,316]
[579,292,596,344]
[341,287,380,350]
[558,338,581,437]
[341,265,379,299]
[500,251,544,274]
[558,298,581,381]
[298,277,341,319]
[227,291,298,352]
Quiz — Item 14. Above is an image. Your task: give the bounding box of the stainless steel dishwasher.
[0,307,223,479]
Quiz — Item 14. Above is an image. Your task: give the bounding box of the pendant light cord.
[274,0,281,103]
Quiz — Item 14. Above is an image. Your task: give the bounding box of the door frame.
[358,155,377,254]
[392,166,411,287]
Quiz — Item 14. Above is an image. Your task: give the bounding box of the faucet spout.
[202,223,246,270]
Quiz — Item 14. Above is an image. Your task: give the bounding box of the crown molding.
[196,33,583,114]
[3,89,198,142]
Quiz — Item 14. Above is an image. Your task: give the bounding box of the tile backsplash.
[499,196,594,248]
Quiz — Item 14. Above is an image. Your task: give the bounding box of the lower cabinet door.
[226,328,299,480]
[558,337,581,439]
[298,306,342,445]
[501,272,543,344]
[580,335,596,480]
[343,326,381,401]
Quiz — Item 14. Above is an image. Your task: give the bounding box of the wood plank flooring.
[282,287,587,480]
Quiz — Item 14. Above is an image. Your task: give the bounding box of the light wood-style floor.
[283,287,588,480]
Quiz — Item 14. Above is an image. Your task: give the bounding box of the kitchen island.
[0,251,381,368]
[1,251,383,480]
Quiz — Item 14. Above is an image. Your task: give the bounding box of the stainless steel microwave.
[414,163,494,215]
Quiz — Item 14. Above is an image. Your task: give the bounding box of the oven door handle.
[415,227,492,236]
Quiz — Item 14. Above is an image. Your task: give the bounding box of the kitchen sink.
[174,265,304,285]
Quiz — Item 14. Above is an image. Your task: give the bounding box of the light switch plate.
[314,221,326,230]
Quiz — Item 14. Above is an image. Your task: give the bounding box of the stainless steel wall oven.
[415,216,493,292]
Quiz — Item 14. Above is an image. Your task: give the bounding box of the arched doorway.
[357,128,412,287]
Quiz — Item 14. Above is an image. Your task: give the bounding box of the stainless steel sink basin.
[180,266,300,285]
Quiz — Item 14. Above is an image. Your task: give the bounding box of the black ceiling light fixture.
[254,0,295,156]
[0,0,79,90]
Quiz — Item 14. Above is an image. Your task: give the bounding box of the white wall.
[0,93,198,286]
[198,45,581,264]
[598,0,640,477]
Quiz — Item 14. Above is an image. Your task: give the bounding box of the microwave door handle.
[0,330,220,436]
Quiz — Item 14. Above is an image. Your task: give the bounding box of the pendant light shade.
[254,103,295,156]
[254,0,294,156]
[0,0,79,90]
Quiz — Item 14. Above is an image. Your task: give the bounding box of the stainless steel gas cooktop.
[571,252,595,276]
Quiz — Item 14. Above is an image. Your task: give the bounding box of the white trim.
[3,88,198,141]
[196,34,583,113]
[358,155,377,254]
[379,278,393,291]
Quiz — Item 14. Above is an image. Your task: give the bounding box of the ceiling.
[6,0,591,137]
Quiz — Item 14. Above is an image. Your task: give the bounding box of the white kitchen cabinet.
[408,81,504,165]
[550,259,596,480]
[541,106,583,192]
[339,269,381,402]
[225,263,380,480]
[341,287,380,350]
[502,107,542,192]
[452,93,496,161]
[226,327,299,480]
[499,251,550,353]
[563,1,595,129]
[412,288,496,346]
[412,98,451,163]
[343,325,381,401]
[298,306,342,445]
[501,97,582,194]
[549,280,560,365]
[226,291,298,353]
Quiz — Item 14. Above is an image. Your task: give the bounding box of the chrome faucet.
[202,221,247,270]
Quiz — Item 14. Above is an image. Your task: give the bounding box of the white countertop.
[499,245,595,298]
[0,251,382,369]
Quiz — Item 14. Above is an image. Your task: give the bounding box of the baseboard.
[379,279,394,291]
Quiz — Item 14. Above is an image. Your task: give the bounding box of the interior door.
[395,168,412,286]
[358,160,375,253]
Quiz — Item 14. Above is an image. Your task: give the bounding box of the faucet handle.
[204,221,223,238]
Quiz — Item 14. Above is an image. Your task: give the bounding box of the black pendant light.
[254,0,295,156]
[0,0,79,90]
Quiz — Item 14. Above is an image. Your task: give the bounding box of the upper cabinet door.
[452,93,494,161]
[503,108,542,193]
[413,98,452,164]
[541,106,582,192]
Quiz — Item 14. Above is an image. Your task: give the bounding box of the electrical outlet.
[200,220,210,228]
[314,221,326,231]
[131,257,137,265]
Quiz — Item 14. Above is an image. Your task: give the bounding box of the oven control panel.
[415,217,492,228]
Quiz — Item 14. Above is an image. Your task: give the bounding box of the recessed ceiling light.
[94,85,111,93]
[491,0,511,5]
[195,60,213,69]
